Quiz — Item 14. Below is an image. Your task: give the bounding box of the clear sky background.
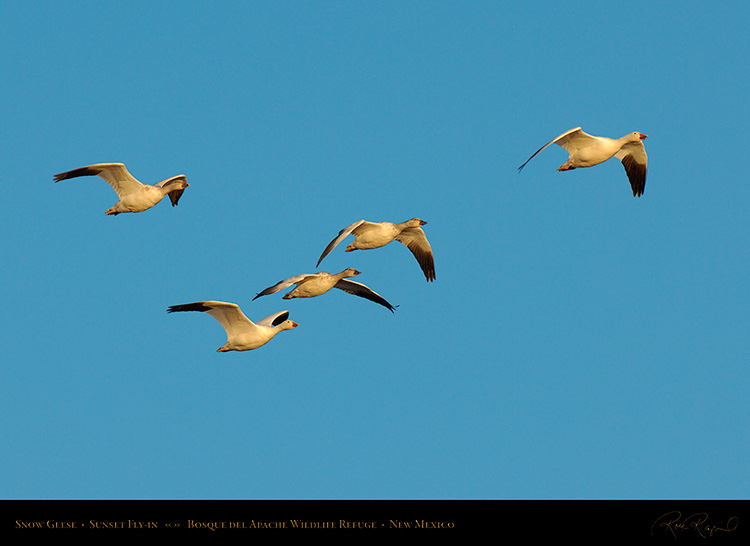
[1,1,748,500]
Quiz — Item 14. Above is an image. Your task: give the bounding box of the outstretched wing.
[253,274,315,300]
[518,127,597,171]
[54,163,144,198]
[615,142,648,197]
[335,279,398,312]
[395,227,436,282]
[167,300,257,338]
[316,220,366,267]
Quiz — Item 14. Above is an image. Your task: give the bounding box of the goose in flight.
[317,218,435,282]
[54,162,190,215]
[167,301,298,352]
[518,127,648,196]
[253,268,397,312]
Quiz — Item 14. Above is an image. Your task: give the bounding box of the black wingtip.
[271,310,290,326]
[167,302,212,314]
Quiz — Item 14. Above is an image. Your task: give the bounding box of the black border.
[3,500,748,540]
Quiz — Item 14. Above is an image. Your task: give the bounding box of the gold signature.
[651,511,739,539]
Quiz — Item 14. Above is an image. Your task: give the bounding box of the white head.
[405,218,427,227]
[279,320,299,331]
[340,268,361,277]
[169,179,190,190]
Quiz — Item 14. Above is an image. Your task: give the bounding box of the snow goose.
[253,267,398,312]
[167,301,298,352]
[518,127,648,196]
[317,218,435,282]
[54,162,190,215]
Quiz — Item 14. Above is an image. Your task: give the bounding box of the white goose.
[253,268,397,312]
[54,162,190,215]
[317,218,435,282]
[167,301,298,352]
[518,127,648,197]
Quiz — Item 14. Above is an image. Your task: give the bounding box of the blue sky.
[1,1,748,500]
